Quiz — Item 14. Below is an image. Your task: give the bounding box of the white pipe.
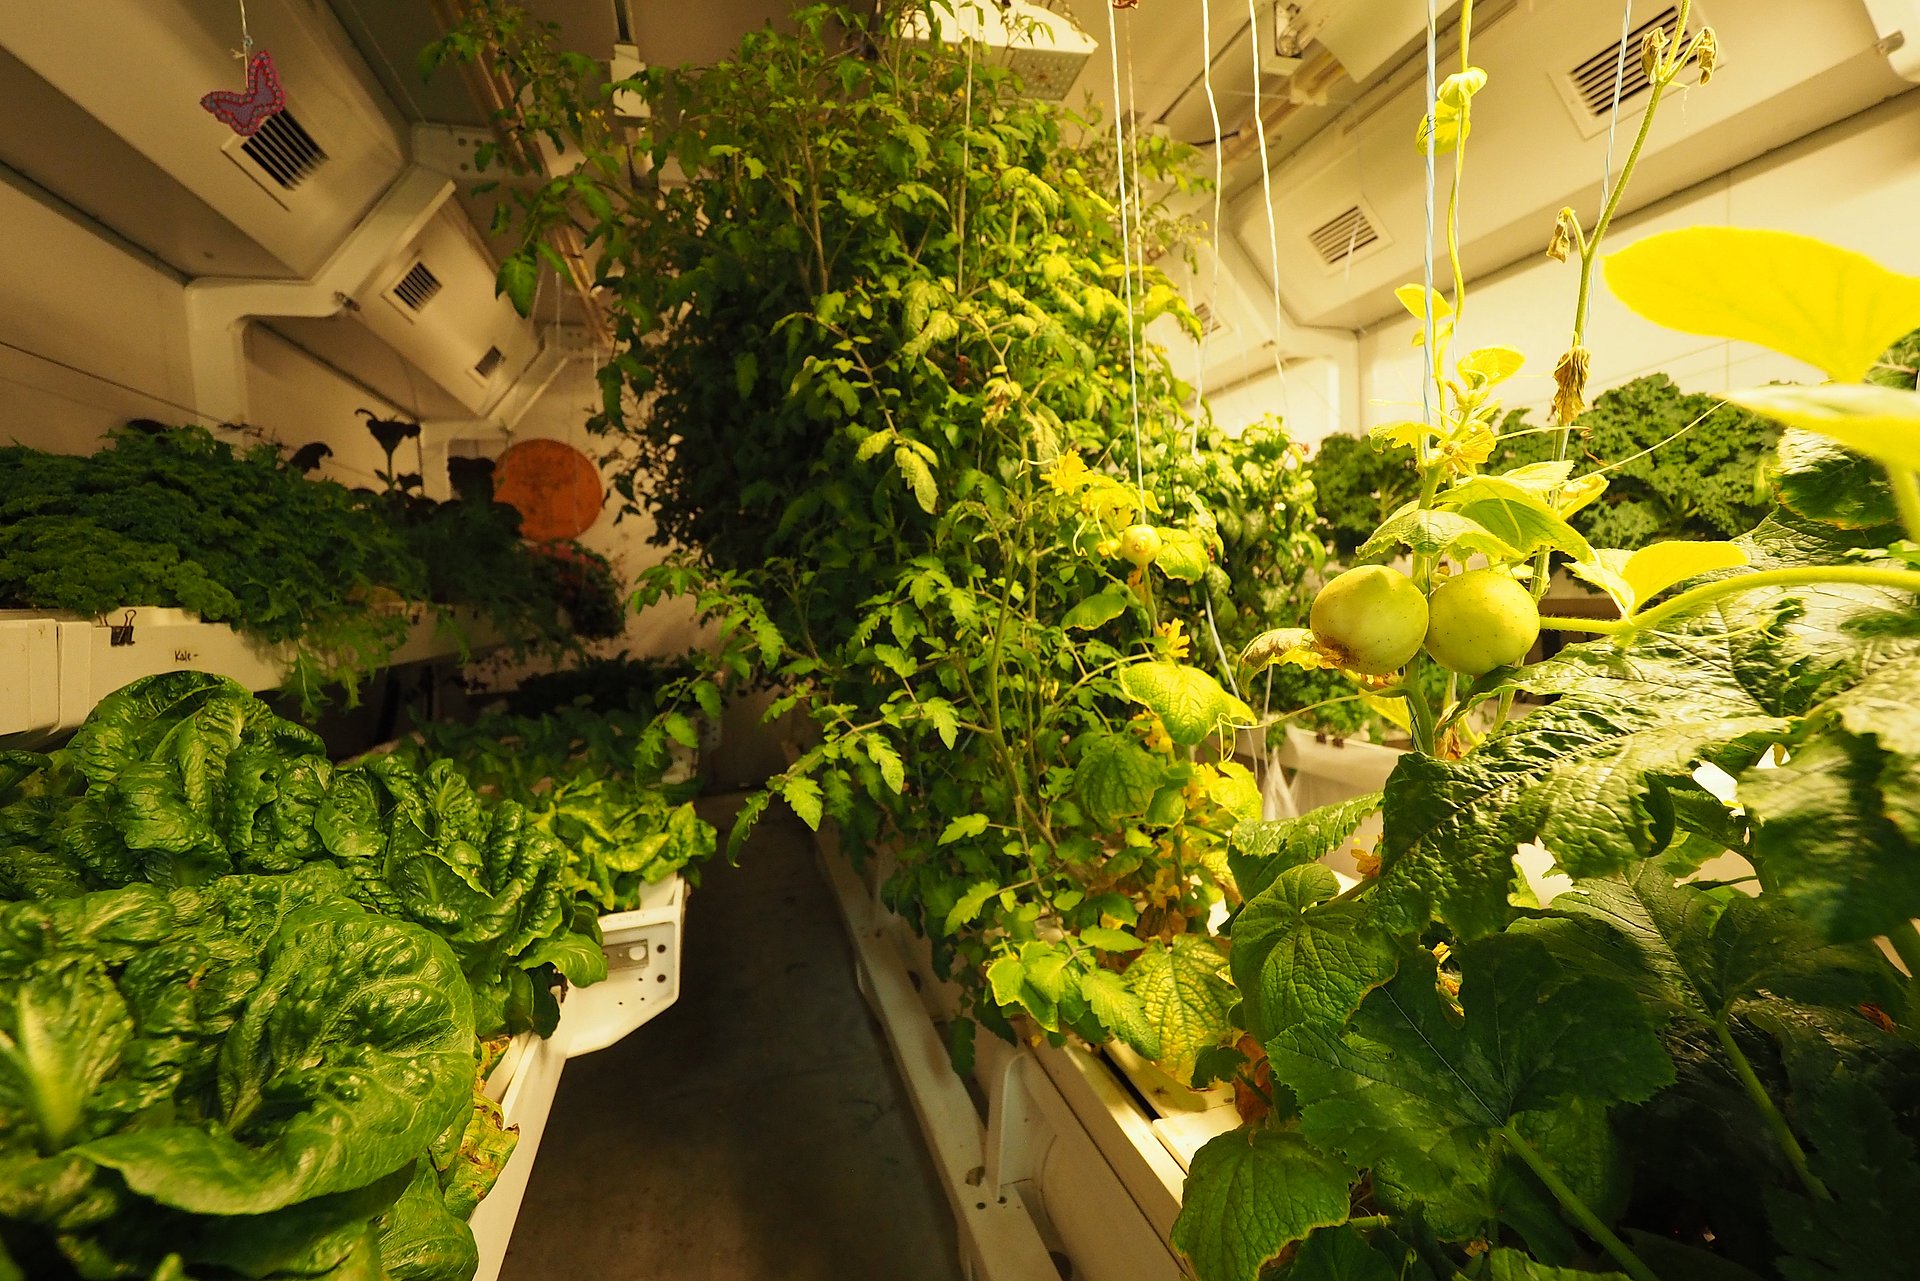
[183,165,453,424]
[1862,0,1920,81]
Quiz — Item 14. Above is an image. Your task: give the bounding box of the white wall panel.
[1354,90,1920,432]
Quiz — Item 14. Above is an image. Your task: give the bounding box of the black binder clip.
[109,610,136,647]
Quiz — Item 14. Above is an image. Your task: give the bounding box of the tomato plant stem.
[1538,566,1920,637]
[1499,1123,1661,1281]
[1712,1018,1831,1203]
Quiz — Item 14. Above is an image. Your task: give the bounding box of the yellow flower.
[1042,451,1091,495]
[1158,619,1191,660]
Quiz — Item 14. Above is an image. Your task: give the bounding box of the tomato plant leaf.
[1118,662,1257,747]
[776,775,823,829]
[1124,935,1235,1073]
[1271,936,1673,1207]
[1080,925,1147,953]
[1170,1129,1354,1281]
[937,813,990,845]
[894,446,938,513]
[1079,968,1158,1057]
[1063,585,1133,631]
[1232,865,1399,1043]
[1604,228,1920,383]
[945,880,998,935]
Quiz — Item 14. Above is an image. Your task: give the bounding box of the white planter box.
[0,605,499,740]
[466,876,689,1281]
[559,874,688,1059]
[469,1026,569,1281]
[815,827,1194,1281]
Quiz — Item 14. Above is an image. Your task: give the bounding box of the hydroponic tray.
[465,874,688,1281]
[0,605,498,739]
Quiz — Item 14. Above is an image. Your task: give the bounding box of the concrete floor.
[500,802,966,1281]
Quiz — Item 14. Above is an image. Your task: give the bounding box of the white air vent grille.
[1567,8,1698,118]
[392,262,443,311]
[238,111,328,191]
[1191,300,1227,336]
[1308,206,1381,265]
[472,346,505,380]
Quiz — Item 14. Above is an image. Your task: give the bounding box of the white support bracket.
[184,165,454,425]
[1863,0,1920,81]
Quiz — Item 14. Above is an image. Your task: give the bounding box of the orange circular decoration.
[491,439,604,541]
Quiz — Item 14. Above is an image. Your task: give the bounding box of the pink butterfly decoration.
[201,49,285,136]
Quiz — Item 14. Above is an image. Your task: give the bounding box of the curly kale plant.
[0,426,426,706]
[1494,373,1778,548]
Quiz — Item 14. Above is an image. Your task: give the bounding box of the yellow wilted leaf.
[1604,228,1920,382]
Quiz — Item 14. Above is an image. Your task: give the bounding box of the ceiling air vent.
[1308,205,1382,266]
[1567,8,1690,118]
[1191,300,1227,337]
[238,110,328,191]
[471,346,505,381]
[391,262,443,312]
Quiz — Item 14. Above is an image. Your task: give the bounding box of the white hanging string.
[1178,1,1243,701]
[1245,0,1289,404]
[237,0,254,56]
[1597,3,1636,211]
[1194,0,1225,424]
[1105,1,1148,496]
[1420,0,1438,434]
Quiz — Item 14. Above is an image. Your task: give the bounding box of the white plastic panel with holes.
[560,874,688,1058]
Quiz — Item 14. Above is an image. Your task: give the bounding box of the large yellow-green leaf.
[1118,662,1256,746]
[1620,541,1749,610]
[1604,228,1920,382]
[1723,383,1920,473]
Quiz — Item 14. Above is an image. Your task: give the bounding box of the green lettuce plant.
[0,672,605,1038]
[394,703,716,912]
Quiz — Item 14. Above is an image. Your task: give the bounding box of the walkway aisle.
[500,801,966,1281]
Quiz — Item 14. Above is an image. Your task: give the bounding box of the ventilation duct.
[897,1,1098,100]
[390,262,444,313]
[234,110,329,192]
[1306,205,1385,267]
